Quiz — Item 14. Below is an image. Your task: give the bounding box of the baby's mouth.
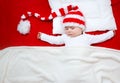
[68,34,72,36]
[67,34,74,37]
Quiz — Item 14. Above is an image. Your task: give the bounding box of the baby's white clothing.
[40,31,114,47]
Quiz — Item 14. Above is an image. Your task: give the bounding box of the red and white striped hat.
[17,5,85,34]
[63,9,85,30]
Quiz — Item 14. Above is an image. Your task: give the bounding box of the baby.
[37,8,114,47]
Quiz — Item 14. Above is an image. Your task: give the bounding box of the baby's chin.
[67,34,80,37]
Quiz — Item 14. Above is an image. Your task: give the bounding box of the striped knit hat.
[17,5,85,35]
[63,9,85,30]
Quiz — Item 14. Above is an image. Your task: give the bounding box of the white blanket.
[0,46,120,83]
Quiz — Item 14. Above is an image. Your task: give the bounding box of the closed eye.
[65,27,69,30]
[70,27,75,30]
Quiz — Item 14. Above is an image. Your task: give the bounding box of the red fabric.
[59,8,66,16]
[0,0,120,50]
[63,18,85,25]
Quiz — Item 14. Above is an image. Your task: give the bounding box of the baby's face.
[64,26,83,37]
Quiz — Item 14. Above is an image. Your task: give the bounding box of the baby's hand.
[37,32,42,39]
[113,30,116,35]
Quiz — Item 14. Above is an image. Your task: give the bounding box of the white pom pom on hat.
[17,20,31,35]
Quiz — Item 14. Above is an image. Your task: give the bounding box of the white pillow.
[48,0,117,34]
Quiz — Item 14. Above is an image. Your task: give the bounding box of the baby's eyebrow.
[65,27,69,29]
[65,27,69,28]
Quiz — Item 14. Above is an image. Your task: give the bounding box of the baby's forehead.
[65,26,80,28]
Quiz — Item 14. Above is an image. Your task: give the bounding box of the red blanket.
[0,0,120,50]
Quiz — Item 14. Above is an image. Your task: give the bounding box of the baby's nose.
[67,30,72,33]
